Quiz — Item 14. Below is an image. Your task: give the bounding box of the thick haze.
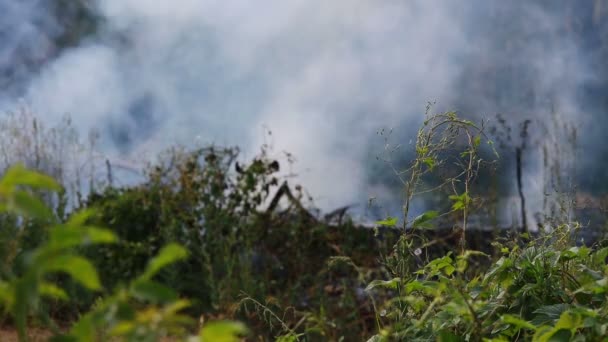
[0,1,605,214]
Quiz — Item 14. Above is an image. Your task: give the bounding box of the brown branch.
[516,147,528,234]
[267,181,316,221]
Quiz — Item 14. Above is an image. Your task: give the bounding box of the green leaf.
[65,209,97,226]
[162,299,191,316]
[412,210,439,229]
[483,257,513,285]
[404,280,436,295]
[456,250,489,273]
[502,314,536,331]
[531,304,571,326]
[39,282,68,301]
[425,255,455,276]
[43,254,102,290]
[49,225,117,250]
[199,321,248,342]
[533,327,571,342]
[449,192,470,211]
[141,243,188,280]
[422,157,436,170]
[0,163,61,191]
[416,146,429,156]
[68,314,97,341]
[365,278,401,291]
[458,250,489,260]
[554,311,583,331]
[0,281,11,306]
[375,217,398,227]
[473,135,481,148]
[11,190,54,221]
[438,330,464,342]
[131,280,178,303]
[110,321,137,336]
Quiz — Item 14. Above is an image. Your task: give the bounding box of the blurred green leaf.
[141,243,188,280]
[0,163,61,192]
[502,314,536,331]
[554,311,583,331]
[131,280,178,303]
[438,330,464,342]
[12,190,54,221]
[65,208,97,226]
[375,217,398,227]
[49,225,117,250]
[162,299,191,316]
[110,321,136,336]
[0,281,11,306]
[43,254,101,290]
[39,282,69,301]
[68,314,96,341]
[199,321,248,342]
[473,135,481,148]
[533,326,572,342]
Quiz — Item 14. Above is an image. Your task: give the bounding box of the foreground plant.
[367,225,608,341]
[0,164,247,341]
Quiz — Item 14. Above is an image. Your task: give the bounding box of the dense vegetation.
[2,1,608,341]
[0,110,606,341]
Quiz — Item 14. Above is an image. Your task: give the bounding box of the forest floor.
[0,327,180,341]
[0,327,54,342]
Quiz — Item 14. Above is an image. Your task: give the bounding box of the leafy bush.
[366,225,608,341]
[77,146,282,310]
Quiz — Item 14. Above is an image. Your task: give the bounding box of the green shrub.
[365,111,608,341]
[366,226,608,341]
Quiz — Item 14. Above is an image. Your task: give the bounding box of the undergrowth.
[0,109,606,341]
[362,109,608,341]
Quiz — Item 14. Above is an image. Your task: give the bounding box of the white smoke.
[1,1,594,211]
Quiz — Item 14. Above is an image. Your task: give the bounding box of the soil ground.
[0,327,54,341]
[0,327,180,341]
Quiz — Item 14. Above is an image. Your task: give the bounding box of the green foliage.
[367,231,608,340]
[412,210,439,229]
[0,164,247,341]
[365,111,608,341]
[79,146,284,311]
[1,110,607,341]
[375,216,398,227]
[79,145,385,339]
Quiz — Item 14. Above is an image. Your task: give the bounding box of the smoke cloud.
[0,1,604,213]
